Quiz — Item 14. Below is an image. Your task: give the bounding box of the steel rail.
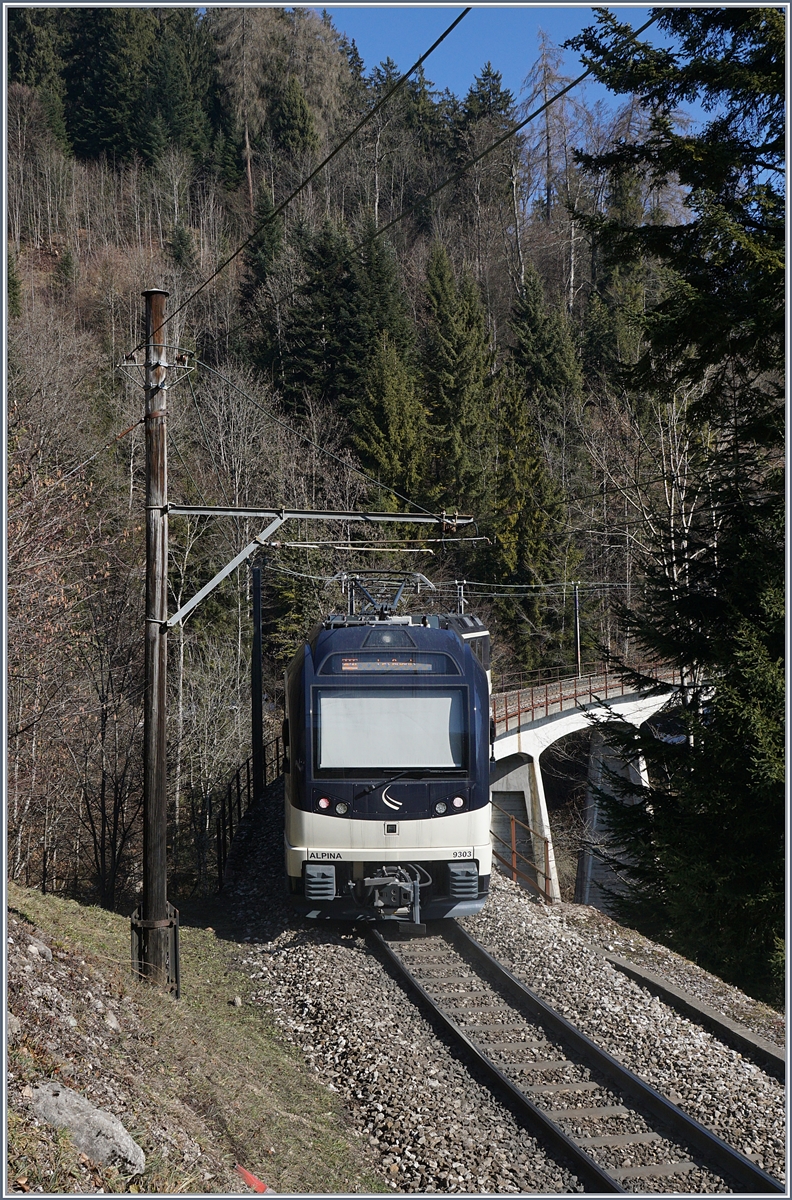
[369,926,625,1194]
[447,924,784,1194]
[370,923,784,1195]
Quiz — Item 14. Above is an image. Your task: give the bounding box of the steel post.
[142,288,169,986]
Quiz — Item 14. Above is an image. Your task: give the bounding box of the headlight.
[435,801,447,815]
[335,801,349,815]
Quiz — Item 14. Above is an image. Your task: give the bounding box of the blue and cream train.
[283,611,492,927]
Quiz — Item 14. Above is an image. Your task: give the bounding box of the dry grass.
[7,881,385,1194]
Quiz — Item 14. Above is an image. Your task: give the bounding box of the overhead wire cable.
[353,13,660,251]
[195,359,439,518]
[8,416,144,513]
[126,8,472,354]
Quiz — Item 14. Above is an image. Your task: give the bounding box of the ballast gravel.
[222,788,786,1193]
[459,879,786,1187]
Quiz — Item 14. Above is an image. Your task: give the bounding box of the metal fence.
[490,800,553,902]
[494,661,608,695]
[214,734,284,889]
[492,663,679,735]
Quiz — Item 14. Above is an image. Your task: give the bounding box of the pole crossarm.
[165,508,474,629]
[168,505,473,526]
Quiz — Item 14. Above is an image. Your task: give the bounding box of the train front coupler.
[356,864,429,932]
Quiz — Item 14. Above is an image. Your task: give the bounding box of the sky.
[317,6,655,109]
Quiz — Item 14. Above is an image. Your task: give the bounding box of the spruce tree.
[570,7,784,1001]
[487,365,572,668]
[271,76,319,158]
[7,8,70,151]
[8,254,22,318]
[510,263,582,481]
[280,222,370,417]
[351,334,428,507]
[63,9,159,161]
[421,244,492,513]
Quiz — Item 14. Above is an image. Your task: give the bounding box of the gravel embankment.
[461,881,786,1185]
[222,786,786,1193]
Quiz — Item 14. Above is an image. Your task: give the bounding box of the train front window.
[315,687,466,772]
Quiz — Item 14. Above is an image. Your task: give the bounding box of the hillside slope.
[6,879,384,1195]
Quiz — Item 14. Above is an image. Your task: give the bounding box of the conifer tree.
[8,254,22,318]
[571,7,784,1001]
[280,222,370,416]
[63,9,159,161]
[7,8,70,151]
[271,76,319,158]
[351,334,428,507]
[421,244,492,513]
[486,365,572,668]
[243,186,285,295]
[510,263,582,482]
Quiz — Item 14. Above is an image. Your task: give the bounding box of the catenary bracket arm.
[166,516,286,628]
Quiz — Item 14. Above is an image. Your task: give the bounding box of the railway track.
[370,921,784,1195]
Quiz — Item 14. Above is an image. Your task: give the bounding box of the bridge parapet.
[491,663,679,736]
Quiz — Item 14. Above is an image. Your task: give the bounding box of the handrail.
[490,799,552,903]
[491,663,679,736]
[495,660,608,693]
[213,733,284,889]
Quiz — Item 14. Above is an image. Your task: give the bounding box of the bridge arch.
[489,668,678,904]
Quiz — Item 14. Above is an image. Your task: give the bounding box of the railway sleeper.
[373,924,784,1194]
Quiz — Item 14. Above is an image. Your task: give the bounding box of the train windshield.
[315,687,466,771]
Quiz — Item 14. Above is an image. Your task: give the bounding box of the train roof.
[305,612,488,661]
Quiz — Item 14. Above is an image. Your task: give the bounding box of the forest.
[6,7,784,1002]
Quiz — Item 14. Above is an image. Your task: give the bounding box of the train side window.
[469,636,491,672]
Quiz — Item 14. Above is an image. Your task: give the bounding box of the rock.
[104,1012,121,1033]
[31,1081,145,1175]
[8,1010,21,1044]
[26,937,52,962]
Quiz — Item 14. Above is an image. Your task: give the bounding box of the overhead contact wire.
[195,360,438,518]
[357,14,659,250]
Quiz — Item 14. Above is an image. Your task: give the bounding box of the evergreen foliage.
[271,76,319,158]
[421,244,492,512]
[280,222,369,416]
[486,365,572,667]
[351,334,428,506]
[571,7,784,1000]
[168,224,197,274]
[62,9,160,161]
[243,187,285,295]
[8,254,22,318]
[7,7,70,150]
[511,265,582,411]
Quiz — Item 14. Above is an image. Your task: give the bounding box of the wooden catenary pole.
[251,564,264,802]
[142,288,170,984]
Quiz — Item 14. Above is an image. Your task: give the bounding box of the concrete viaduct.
[489,665,680,907]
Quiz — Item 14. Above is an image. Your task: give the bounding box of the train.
[283,592,492,930]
